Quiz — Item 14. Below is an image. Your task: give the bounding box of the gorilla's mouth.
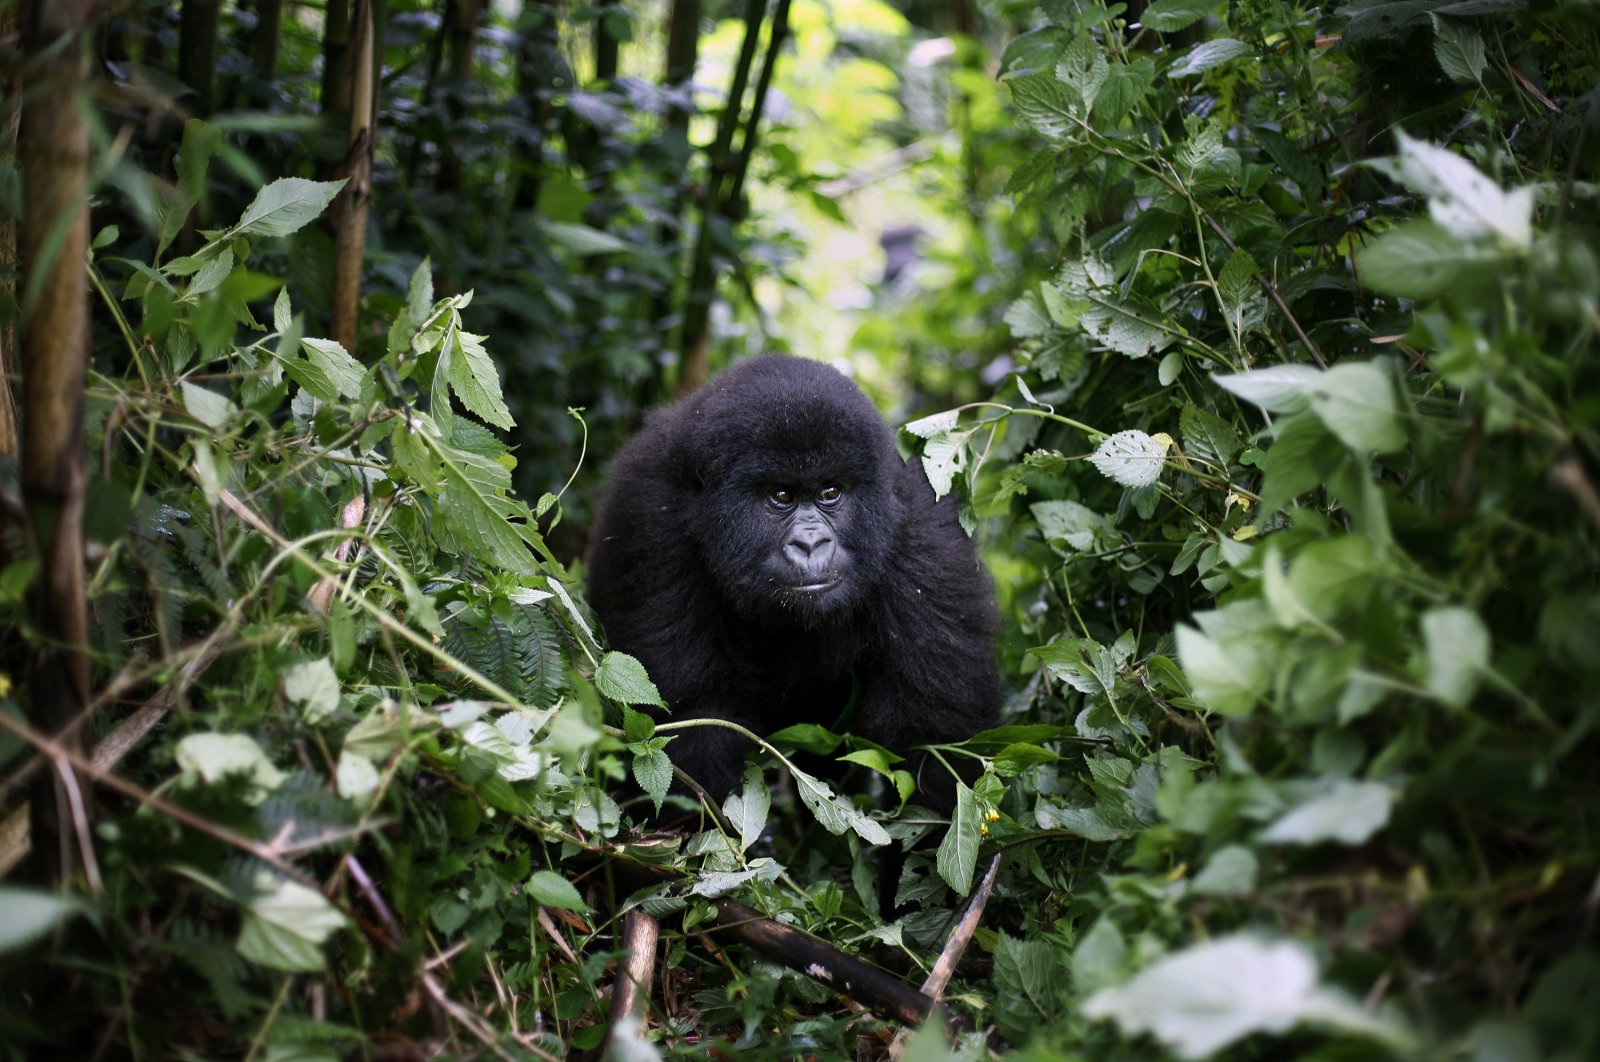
[785,579,839,593]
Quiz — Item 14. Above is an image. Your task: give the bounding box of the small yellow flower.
[0,673,10,698]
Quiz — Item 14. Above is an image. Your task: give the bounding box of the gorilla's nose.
[784,526,836,572]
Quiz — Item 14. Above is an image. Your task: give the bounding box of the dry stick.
[709,897,937,1025]
[605,910,661,1053]
[886,852,1002,1057]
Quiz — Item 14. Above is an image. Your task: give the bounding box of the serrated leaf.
[301,337,366,399]
[631,748,673,811]
[528,869,590,912]
[186,248,233,299]
[447,327,514,429]
[791,762,890,846]
[722,764,770,853]
[1179,404,1242,467]
[272,286,291,334]
[1008,74,1082,140]
[1168,38,1253,77]
[1055,35,1109,113]
[1004,291,1053,339]
[428,434,539,575]
[176,733,286,792]
[596,651,667,707]
[918,429,971,499]
[230,177,347,238]
[1431,13,1486,83]
[1142,0,1221,31]
[1088,429,1169,487]
[935,781,981,894]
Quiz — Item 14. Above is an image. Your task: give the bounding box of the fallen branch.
[710,897,936,1026]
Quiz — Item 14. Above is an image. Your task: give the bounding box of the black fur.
[586,355,999,806]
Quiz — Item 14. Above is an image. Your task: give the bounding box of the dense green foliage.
[2,1,1598,1059]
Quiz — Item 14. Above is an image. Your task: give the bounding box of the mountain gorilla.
[586,355,999,809]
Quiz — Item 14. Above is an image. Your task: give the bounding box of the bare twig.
[888,852,1002,1059]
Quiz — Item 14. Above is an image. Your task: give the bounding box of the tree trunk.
[329,0,375,352]
[0,3,21,457]
[322,0,351,111]
[513,0,569,213]
[20,0,94,886]
[675,0,767,396]
[251,0,283,84]
[178,0,220,114]
[594,5,619,82]
[435,0,482,198]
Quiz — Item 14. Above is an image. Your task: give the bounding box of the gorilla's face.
[698,452,896,627]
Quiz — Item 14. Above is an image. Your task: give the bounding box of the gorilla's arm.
[854,461,1000,803]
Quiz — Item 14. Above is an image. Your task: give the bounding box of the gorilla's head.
[672,357,904,626]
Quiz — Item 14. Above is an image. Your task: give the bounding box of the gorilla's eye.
[817,485,843,504]
[769,487,796,507]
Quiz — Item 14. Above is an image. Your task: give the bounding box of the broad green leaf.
[391,415,442,491]
[1008,74,1082,140]
[1421,605,1489,707]
[1004,291,1052,339]
[181,382,236,429]
[1168,38,1253,77]
[935,781,981,894]
[1082,935,1413,1058]
[388,257,436,356]
[1072,916,1128,995]
[1213,364,1321,412]
[631,747,673,811]
[175,733,286,793]
[284,657,341,721]
[791,761,890,846]
[1088,429,1170,488]
[536,219,633,255]
[236,871,345,972]
[1031,499,1114,552]
[1179,404,1242,467]
[1261,780,1396,845]
[596,651,667,708]
[1390,131,1533,247]
[528,869,591,912]
[1094,59,1152,125]
[1142,0,1222,31]
[903,409,959,438]
[1358,220,1500,299]
[1216,248,1265,340]
[1431,14,1487,83]
[1191,844,1258,895]
[428,434,539,576]
[1174,604,1278,716]
[448,328,514,430]
[1055,35,1109,113]
[185,248,233,298]
[766,723,844,755]
[1058,258,1175,358]
[300,338,366,399]
[1287,536,1380,620]
[1308,362,1404,453]
[0,887,86,954]
[230,177,347,238]
[1256,127,1324,201]
[336,751,381,802]
[722,764,770,853]
[918,428,972,499]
